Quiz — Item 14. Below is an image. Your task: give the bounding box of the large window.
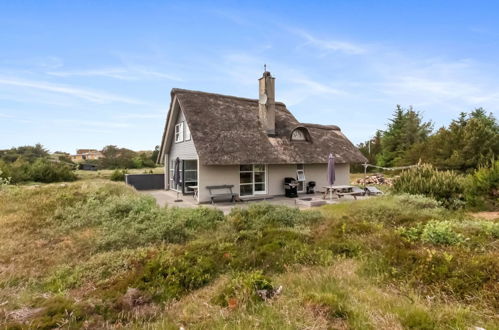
[183,160,197,194]
[240,164,266,196]
[169,159,198,194]
[175,122,184,143]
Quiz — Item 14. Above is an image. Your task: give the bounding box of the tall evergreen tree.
[377,105,432,167]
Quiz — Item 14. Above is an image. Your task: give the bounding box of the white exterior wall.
[197,163,351,203]
[197,164,239,203]
[304,163,350,191]
[267,164,297,195]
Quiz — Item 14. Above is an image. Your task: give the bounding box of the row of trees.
[358,106,499,172]
[0,144,160,184]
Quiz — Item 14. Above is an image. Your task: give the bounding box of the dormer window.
[291,127,310,142]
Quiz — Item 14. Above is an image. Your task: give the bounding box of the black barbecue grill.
[306,181,316,194]
[284,177,298,198]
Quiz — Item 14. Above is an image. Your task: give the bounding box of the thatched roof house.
[158,71,366,203]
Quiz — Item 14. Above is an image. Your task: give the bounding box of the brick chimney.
[258,70,276,135]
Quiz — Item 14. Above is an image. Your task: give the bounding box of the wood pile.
[353,173,394,186]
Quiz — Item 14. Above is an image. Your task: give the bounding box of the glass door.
[182,160,198,194]
[253,164,266,194]
[239,164,267,196]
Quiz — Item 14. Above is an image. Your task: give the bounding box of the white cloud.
[0,77,147,104]
[114,113,164,119]
[292,29,366,55]
[53,119,130,128]
[47,66,183,82]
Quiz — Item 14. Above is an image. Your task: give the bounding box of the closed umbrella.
[327,153,335,186]
[327,153,335,200]
[173,157,182,202]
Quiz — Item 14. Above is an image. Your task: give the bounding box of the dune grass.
[0,182,497,329]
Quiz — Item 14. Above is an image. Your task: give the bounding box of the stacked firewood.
[353,173,394,186]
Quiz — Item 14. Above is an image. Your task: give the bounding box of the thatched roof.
[160,88,367,165]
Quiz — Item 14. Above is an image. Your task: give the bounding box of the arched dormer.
[290,126,311,142]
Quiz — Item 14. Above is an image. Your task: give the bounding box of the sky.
[1,1,498,153]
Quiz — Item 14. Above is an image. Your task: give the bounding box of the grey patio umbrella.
[173,157,182,202]
[327,153,335,186]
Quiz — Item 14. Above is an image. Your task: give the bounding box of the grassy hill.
[0,182,497,329]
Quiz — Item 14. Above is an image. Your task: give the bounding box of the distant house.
[158,70,367,203]
[71,149,104,163]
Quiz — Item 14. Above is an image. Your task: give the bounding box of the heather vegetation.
[0,182,497,329]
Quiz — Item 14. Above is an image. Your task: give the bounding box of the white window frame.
[175,122,184,143]
[185,123,191,141]
[239,164,267,196]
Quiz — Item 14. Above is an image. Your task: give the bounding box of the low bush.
[0,158,76,184]
[110,169,127,181]
[305,291,351,320]
[0,169,10,188]
[212,271,274,308]
[400,220,464,245]
[464,160,499,211]
[421,220,464,245]
[392,164,465,208]
[228,203,323,231]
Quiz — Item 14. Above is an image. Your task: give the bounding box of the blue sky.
[1,1,498,153]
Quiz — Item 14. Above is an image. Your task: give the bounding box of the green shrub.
[420,220,464,245]
[228,203,323,231]
[28,296,87,329]
[110,169,127,181]
[0,169,11,188]
[399,220,464,245]
[455,220,499,239]
[393,164,465,208]
[0,158,31,183]
[365,235,499,301]
[397,307,436,330]
[137,246,220,301]
[0,158,76,183]
[212,271,274,308]
[464,160,499,211]
[29,158,77,183]
[305,290,351,319]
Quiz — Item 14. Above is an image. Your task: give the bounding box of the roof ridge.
[303,123,341,131]
[171,88,286,106]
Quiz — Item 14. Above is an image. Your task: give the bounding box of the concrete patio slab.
[141,189,369,214]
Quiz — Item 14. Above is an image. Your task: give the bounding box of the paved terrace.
[142,190,369,214]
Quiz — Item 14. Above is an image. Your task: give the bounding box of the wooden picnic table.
[322,185,354,200]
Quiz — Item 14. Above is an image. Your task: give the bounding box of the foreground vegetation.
[0,182,497,329]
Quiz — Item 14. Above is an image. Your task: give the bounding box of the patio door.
[240,164,267,196]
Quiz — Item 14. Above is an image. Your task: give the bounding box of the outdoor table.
[322,185,354,200]
[189,186,199,200]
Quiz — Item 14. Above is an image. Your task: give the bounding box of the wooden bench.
[206,185,238,204]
